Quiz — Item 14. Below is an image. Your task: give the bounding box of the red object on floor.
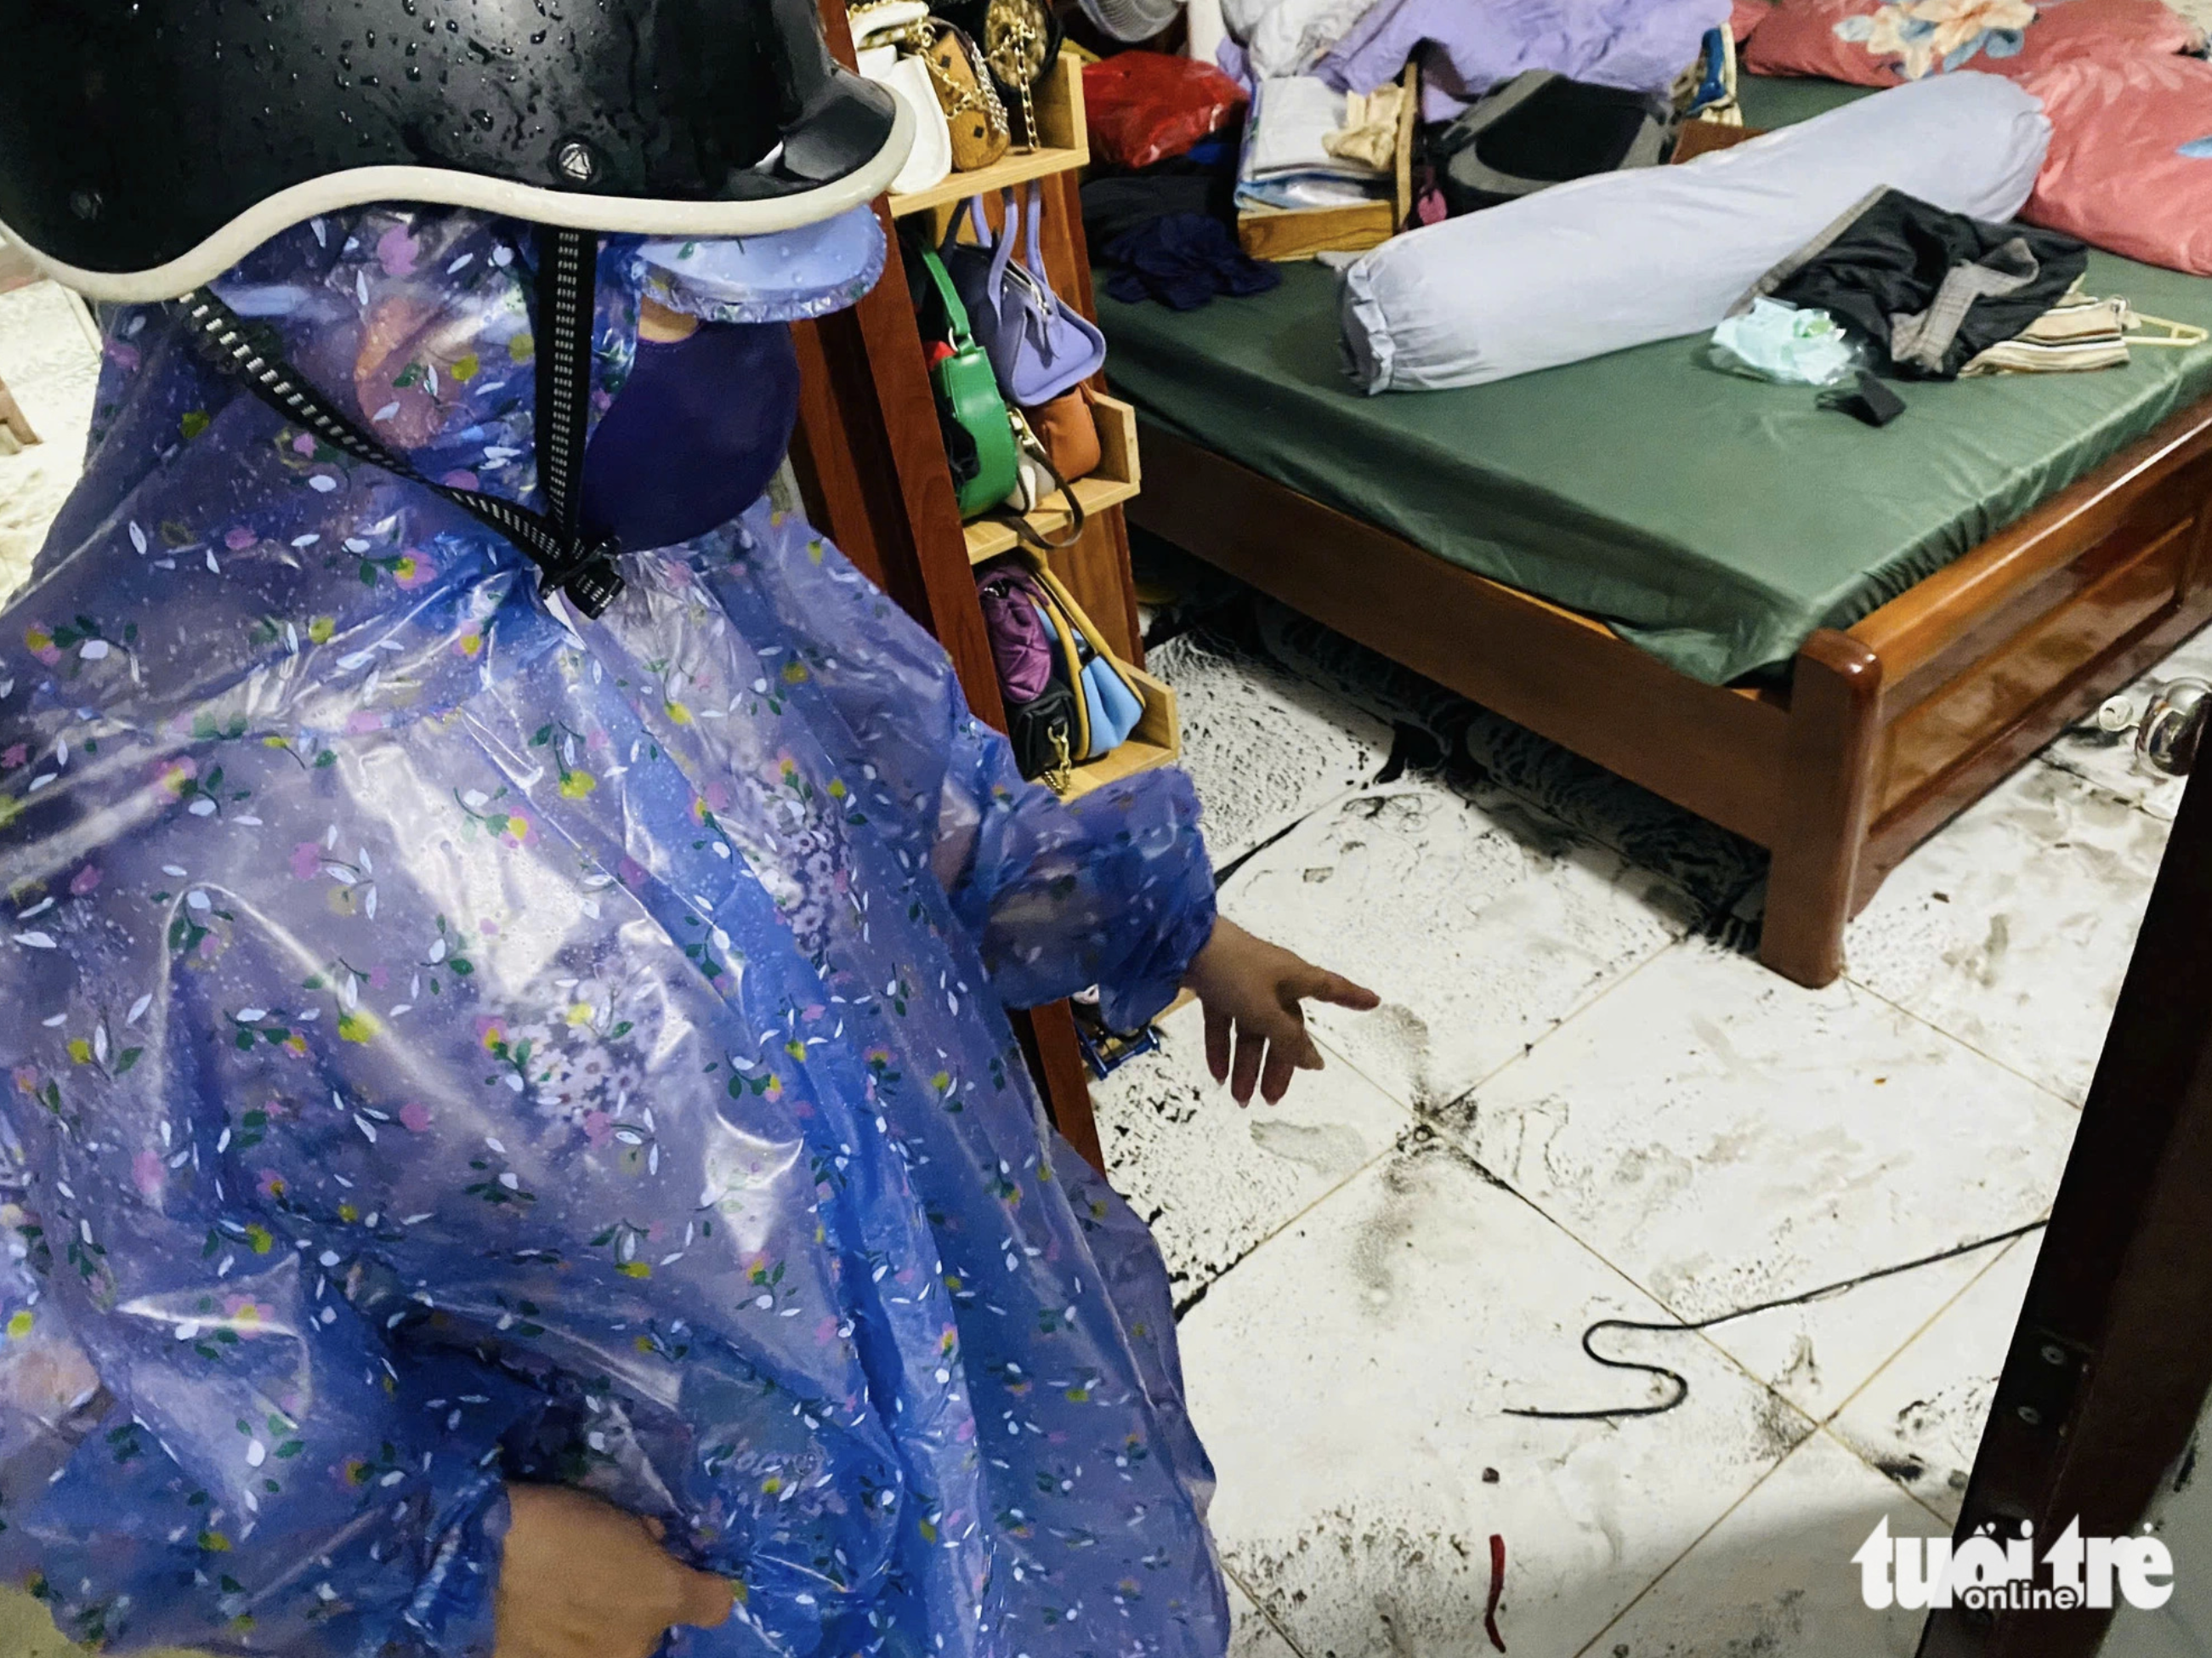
[1485,1532,1507,1652]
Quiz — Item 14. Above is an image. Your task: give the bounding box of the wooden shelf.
[966,474,1140,561]
[964,391,1143,562]
[888,54,1088,219]
[889,144,1089,218]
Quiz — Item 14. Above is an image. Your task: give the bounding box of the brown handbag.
[1022,385,1100,483]
[923,23,1012,172]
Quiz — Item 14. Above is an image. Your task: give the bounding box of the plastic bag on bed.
[1085,50,1250,169]
[1707,298,1860,386]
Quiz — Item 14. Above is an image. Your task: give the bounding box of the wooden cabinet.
[787,4,1175,1169]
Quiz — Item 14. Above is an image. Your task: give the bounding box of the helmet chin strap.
[176,226,625,620]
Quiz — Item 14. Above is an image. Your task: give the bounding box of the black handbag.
[1006,673,1080,791]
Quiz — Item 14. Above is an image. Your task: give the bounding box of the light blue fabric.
[0,206,1225,1657]
[634,207,888,325]
[1312,0,1729,117]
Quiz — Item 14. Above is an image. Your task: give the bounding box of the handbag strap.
[1030,558,1142,709]
[177,227,623,618]
[914,243,982,351]
[1022,178,1049,283]
[996,412,1086,551]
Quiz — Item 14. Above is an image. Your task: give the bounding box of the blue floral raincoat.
[0,205,1226,1658]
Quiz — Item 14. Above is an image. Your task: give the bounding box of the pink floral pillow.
[1733,0,1772,42]
[1744,0,2203,88]
[2018,52,2212,275]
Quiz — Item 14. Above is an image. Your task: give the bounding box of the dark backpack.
[1429,71,1677,219]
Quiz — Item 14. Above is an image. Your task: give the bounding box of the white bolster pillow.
[1340,72,2052,394]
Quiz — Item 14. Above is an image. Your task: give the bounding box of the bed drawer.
[1875,505,2200,818]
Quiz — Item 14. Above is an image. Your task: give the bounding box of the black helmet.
[0,0,913,302]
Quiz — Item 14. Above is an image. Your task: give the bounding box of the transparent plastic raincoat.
[0,205,1226,1658]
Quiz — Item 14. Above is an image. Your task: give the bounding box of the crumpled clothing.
[0,205,1227,1658]
[1238,77,1391,212]
[1104,214,1284,311]
[1748,185,2088,378]
[1323,84,1407,171]
[1218,0,1386,78]
[1313,0,1730,121]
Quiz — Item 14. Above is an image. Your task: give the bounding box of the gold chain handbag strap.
[920,22,1010,136]
[981,0,1049,146]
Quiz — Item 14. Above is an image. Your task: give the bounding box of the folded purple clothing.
[1314,0,1730,117]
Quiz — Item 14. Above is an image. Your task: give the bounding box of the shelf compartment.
[1061,661,1181,800]
[888,54,1088,219]
[965,391,1142,563]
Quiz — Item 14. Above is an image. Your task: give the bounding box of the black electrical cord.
[1506,1218,2048,1422]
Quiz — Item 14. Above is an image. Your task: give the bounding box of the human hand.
[1181,916,1380,1105]
[494,1484,734,1658]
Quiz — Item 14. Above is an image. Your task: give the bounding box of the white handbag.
[853,2,953,196]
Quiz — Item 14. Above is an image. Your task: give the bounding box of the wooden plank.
[1858,576,2212,908]
[1852,401,2212,707]
[1670,121,1769,163]
[962,476,1142,561]
[1760,630,1883,989]
[1132,425,1793,843]
[1875,512,2197,818]
[1016,1000,1104,1170]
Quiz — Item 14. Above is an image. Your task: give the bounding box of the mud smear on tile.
[1847,764,2170,1104]
[1146,629,1391,867]
[1089,1010,1409,1313]
[1218,775,1683,1114]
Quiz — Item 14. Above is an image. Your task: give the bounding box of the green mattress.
[1097,76,2212,684]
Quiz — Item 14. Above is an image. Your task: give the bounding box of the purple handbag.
[976,563,1057,703]
[943,179,1108,406]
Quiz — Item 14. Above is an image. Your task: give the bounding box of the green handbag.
[914,242,1020,520]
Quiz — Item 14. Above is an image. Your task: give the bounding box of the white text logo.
[1854,1518,2174,1612]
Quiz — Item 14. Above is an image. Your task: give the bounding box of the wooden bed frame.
[1131,396,2212,987]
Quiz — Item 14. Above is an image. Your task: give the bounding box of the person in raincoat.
[0,3,1375,1657]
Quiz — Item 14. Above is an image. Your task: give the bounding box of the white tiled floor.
[1096,598,2199,1655]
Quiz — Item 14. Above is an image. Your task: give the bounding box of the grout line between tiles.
[1811,1235,2039,1529]
[1568,1432,1810,1658]
[1165,931,1687,1318]
[1839,967,2092,1115]
[1163,1033,1412,1319]
[1299,928,1692,1127]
